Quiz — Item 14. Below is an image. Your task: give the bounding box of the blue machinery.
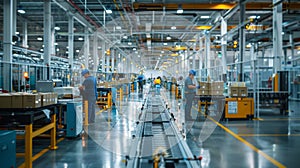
[0,130,16,168]
[126,90,201,168]
[65,101,83,138]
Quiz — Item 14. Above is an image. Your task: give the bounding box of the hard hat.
[81,69,89,76]
[189,70,196,76]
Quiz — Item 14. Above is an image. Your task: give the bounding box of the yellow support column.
[108,92,112,108]
[84,100,89,125]
[273,73,279,92]
[120,88,123,101]
[25,124,33,168]
[50,114,58,150]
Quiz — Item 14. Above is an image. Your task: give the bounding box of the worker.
[137,74,144,92]
[154,76,161,94]
[79,69,98,123]
[268,76,272,89]
[184,70,199,121]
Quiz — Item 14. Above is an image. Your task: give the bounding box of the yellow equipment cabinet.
[225,98,254,119]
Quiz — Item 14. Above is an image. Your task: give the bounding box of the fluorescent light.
[163,43,168,46]
[17,9,25,14]
[133,48,136,51]
[15,32,19,35]
[106,9,112,14]
[37,37,43,41]
[123,35,128,39]
[54,42,58,45]
[146,33,151,38]
[171,26,176,30]
[78,37,83,41]
[166,36,171,40]
[54,27,60,31]
[128,42,132,45]
[249,15,260,19]
[76,50,80,53]
[177,9,183,14]
[116,26,121,30]
[200,15,210,19]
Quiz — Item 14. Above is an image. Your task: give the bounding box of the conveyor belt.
[127,91,201,168]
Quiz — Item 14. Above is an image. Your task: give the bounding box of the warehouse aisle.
[21,86,300,168]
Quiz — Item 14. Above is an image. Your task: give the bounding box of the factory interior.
[0,0,300,168]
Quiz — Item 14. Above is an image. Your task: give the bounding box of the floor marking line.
[208,115,286,168]
[238,133,300,137]
[192,106,286,168]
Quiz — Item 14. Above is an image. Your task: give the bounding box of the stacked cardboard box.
[210,81,224,95]
[0,92,58,109]
[228,82,248,97]
[197,81,224,96]
[197,82,209,95]
[23,93,41,108]
[11,93,23,108]
[0,94,12,108]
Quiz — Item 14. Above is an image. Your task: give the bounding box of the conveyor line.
[127,90,201,168]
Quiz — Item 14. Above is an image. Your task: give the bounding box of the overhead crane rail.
[126,90,201,168]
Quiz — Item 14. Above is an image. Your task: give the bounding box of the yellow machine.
[225,97,254,119]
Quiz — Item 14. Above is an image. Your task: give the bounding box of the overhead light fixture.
[128,42,132,45]
[146,33,151,38]
[37,37,43,41]
[177,5,183,14]
[116,26,121,30]
[166,36,171,40]
[78,37,83,41]
[171,26,176,30]
[123,35,128,39]
[249,15,260,19]
[200,16,210,19]
[163,43,168,46]
[15,32,19,35]
[105,9,112,14]
[54,26,60,31]
[17,9,25,14]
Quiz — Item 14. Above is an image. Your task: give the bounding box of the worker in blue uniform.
[137,75,144,92]
[79,69,97,123]
[184,70,199,121]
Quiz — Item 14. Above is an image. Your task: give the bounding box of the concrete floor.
[17,86,300,168]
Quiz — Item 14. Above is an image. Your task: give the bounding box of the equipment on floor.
[54,87,83,137]
[126,89,201,167]
[65,101,83,137]
[0,130,16,168]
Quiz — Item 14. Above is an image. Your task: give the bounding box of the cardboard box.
[210,90,224,96]
[239,87,248,97]
[198,82,209,90]
[210,81,224,90]
[23,94,41,108]
[39,93,50,106]
[197,89,209,95]
[11,93,23,108]
[49,92,58,105]
[0,94,12,108]
[229,86,239,97]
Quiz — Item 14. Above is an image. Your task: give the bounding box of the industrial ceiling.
[1,0,300,71]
